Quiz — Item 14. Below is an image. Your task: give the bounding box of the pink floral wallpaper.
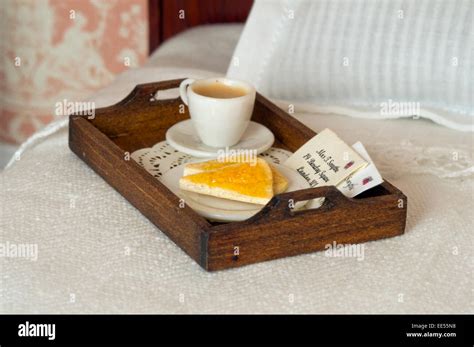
[0,0,148,144]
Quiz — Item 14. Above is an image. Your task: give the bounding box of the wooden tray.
[69,79,407,271]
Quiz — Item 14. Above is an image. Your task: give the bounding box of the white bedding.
[228,0,473,132]
[1,24,472,314]
[147,24,243,74]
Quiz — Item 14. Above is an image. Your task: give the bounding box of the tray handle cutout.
[152,87,180,101]
[115,79,184,108]
[271,186,351,218]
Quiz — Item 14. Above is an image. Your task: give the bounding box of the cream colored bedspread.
[1,25,472,314]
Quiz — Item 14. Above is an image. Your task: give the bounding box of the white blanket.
[1,26,472,313]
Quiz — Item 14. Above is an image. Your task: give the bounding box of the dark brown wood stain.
[69,79,407,271]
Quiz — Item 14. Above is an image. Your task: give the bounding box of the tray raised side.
[69,79,407,271]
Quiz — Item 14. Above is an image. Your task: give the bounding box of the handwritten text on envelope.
[284,129,367,187]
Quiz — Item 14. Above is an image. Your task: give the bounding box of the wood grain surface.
[148,0,253,53]
[69,79,407,271]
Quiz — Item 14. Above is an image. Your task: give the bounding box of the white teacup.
[179,77,256,148]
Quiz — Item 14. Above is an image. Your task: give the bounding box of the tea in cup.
[179,77,256,148]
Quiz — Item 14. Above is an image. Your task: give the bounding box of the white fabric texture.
[227,0,473,131]
[0,143,17,169]
[1,25,473,314]
[147,24,243,74]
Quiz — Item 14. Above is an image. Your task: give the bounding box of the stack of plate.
[131,120,318,222]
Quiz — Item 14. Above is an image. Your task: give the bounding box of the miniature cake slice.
[179,158,274,205]
[268,165,289,194]
[183,158,288,194]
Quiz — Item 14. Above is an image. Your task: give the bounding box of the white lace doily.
[131,141,293,179]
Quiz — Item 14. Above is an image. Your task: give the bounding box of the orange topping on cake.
[179,158,274,205]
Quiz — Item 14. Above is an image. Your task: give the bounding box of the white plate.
[160,162,310,222]
[166,120,275,158]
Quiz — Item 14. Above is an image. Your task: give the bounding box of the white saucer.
[166,120,275,158]
[160,162,310,222]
